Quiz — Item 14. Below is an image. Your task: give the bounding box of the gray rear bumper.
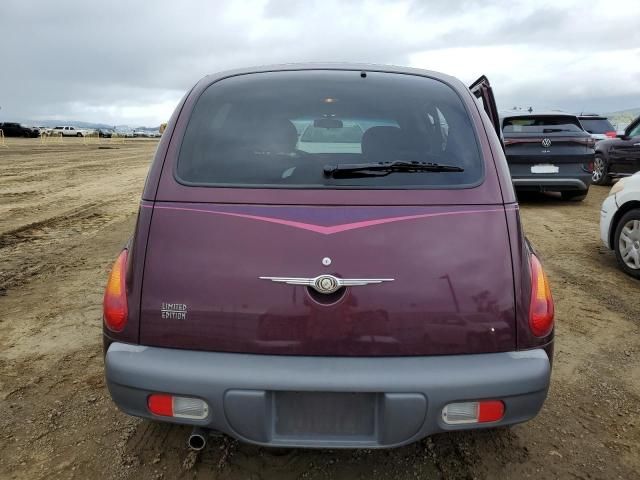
[105,343,551,448]
[508,163,592,192]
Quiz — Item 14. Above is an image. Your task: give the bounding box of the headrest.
[252,118,298,154]
[361,126,403,160]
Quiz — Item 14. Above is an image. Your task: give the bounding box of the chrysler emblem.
[541,138,552,148]
[259,274,394,294]
[315,275,339,293]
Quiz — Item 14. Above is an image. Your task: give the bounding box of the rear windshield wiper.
[324,161,464,177]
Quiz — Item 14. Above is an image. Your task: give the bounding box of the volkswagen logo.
[541,138,552,148]
[313,275,340,294]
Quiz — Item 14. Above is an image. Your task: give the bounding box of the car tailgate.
[139,201,517,356]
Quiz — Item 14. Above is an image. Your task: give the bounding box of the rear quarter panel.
[505,207,554,351]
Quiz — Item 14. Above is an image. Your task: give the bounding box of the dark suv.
[103,65,554,450]
[0,122,40,138]
[501,112,595,200]
[592,115,640,185]
[577,114,616,141]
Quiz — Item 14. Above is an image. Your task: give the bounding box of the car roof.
[200,63,468,91]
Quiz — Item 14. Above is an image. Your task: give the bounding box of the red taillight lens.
[605,131,616,138]
[103,249,128,332]
[477,400,505,423]
[529,255,554,337]
[148,394,173,417]
[586,160,594,173]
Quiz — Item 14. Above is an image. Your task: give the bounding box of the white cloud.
[0,0,638,125]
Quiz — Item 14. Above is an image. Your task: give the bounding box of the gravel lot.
[1,138,639,479]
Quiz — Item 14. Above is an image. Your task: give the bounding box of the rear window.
[578,118,614,134]
[176,71,483,188]
[502,115,583,134]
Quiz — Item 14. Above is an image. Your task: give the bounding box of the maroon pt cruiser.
[103,64,554,450]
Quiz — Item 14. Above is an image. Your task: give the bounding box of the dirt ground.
[1,138,639,480]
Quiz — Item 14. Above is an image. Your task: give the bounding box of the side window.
[628,123,640,138]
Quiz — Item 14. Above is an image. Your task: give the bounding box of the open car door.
[469,75,501,142]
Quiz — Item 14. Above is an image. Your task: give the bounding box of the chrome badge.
[259,274,394,294]
[541,138,552,148]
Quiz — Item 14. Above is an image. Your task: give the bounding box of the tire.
[561,189,588,201]
[613,209,640,279]
[77,132,82,137]
[592,155,611,186]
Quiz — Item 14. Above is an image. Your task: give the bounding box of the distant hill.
[603,108,640,130]
[25,119,115,129]
[20,120,160,131]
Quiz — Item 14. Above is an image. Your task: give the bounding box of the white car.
[297,120,364,154]
[51,126,88,137]
[600,172,640,278]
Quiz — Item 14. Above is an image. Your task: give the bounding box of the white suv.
[52,126,87,137]
[601,172,640,278]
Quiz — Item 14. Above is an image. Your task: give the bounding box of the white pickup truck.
[51,126,90,137]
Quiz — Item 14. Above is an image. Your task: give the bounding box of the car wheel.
[592,155,611,186]
[614,209,640,279]
[77,132,83,137]
[561,189,588,201]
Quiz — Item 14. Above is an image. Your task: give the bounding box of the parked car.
[577,114,617,141]
[297,119,364,153]
[600,172,640,278]
[114,129,134,138]
[501,112,595,200]
[103,65,553,451]
[97,128,114,138]
[51,126,87,137]
[592,115,640,185]
[0,122,40,137]
[133,130,149,137]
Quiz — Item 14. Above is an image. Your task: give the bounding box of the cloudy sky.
[1,0,639,126]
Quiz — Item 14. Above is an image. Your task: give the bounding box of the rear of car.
[578,115,616,141]
[103,65,554,449]
[502,113,595,200]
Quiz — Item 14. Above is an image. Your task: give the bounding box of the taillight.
[605,131,616,138]
[147,394,209,419]
[529,255,554,337]
[442,400,505,424]
[103,249,128,332]
[585,160,594,173]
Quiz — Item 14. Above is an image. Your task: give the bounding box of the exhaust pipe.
[188,426,208,451]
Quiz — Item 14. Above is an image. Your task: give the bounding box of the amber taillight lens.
[103,250,128,332]
[529,254,554,337]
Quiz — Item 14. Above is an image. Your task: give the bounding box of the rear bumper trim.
[105,343,551,448]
